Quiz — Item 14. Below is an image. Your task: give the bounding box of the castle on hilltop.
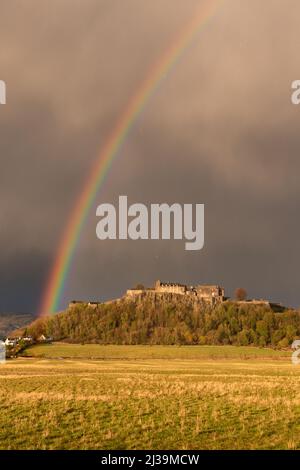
[126,280,225,305]
[68,280,286,312]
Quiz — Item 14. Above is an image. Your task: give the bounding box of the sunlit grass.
[0,345,299,450]
[22,343,290,360]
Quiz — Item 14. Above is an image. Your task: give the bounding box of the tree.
[235,288,247,301]
[134,283,145,290]
[256,320,269,343]
[237,329,250,346]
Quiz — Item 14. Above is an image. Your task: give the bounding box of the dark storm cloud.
[0,0,300,312]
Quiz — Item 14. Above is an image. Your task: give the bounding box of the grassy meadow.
[22,343,290,360]
[0,344,299,450]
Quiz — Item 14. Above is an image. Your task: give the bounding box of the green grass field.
[0,344,299,450]
[22,343,290,360]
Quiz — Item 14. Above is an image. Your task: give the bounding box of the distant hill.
[20,292,300,348]
[0,312,36,339]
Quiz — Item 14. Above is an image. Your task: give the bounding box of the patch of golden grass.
[0,353,299,450]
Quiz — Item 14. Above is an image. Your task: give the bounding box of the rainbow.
[39,0,223,315]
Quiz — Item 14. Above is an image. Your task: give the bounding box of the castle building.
[126,280,225,304]
[195,285,225,304]
[69,300,101,309]
[154,280,187,295]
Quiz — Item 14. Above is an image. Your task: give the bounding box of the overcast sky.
[1,0,300,313]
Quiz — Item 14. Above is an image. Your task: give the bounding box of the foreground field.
[0,345,299,450]
[22,343,290,360]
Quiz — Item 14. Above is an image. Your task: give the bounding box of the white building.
[5,338,18,347]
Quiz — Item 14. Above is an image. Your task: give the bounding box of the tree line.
[22,295,300,347]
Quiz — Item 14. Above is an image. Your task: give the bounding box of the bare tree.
[134,283,145,290]
[235,288,247,301]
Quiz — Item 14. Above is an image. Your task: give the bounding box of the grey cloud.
[0,0,300,312]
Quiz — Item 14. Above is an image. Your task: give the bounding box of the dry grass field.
[0,344,299,450]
